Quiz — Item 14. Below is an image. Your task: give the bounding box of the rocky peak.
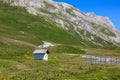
[86,12,96,18]
[86,12,116,30]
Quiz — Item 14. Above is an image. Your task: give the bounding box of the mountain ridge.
[1,0,120,47]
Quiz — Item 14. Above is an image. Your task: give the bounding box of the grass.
[0,41,34,60]
[84,48,120,56]
[114,48,120,53]
[49,45,86,54]
[0,53,120,80]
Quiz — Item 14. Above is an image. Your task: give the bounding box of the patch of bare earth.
[15,64,31,70]
[0,36,36,47]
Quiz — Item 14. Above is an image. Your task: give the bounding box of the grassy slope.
[0,2,120,80]
[0,2,83,45]
[49,45,85,54]
[0,2,86,59]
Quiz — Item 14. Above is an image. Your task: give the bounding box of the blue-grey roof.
[33,49,48,54]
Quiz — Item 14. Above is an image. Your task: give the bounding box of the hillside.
[2,0,120,47]
[1,0,118,59]
[0,1,88,59]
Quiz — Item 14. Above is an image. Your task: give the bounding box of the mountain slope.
[1,0,120,48]
[0,2,89,59]
[3,0,120,47]
[0,1,84,45]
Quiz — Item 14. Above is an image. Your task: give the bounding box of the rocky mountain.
[1,0,120,47]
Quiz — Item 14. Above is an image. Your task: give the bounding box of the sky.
[54,0,120,30]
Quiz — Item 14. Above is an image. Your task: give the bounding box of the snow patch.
[38,41,55,48]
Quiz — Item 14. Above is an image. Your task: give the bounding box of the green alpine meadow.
[0,0,120,80]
